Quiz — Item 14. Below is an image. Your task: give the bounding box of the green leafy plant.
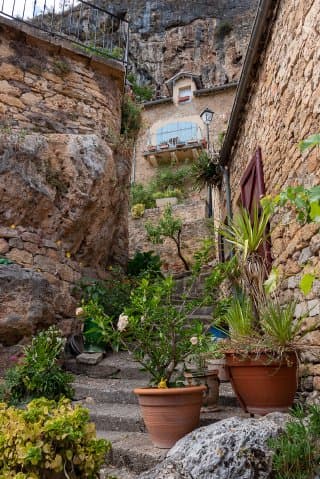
[127,73,154,102]
[131,203,145,218]
[145,204,190,270]
[223,296,255,339]
[0,257,13,265]
[121,94,142,140]
[299,132,320,152]
[260,301,302,347]
[130,183,156,209]
[0,397,110,478]
[127,251,162,278]
[269,405,320,479]
[0,327,73,405]
[82,300,122,352]
[120,276,209,386]
[215,20,233,38]
[191,150,222,190]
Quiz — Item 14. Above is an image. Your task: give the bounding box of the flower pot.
[225,351,298,415]
[206,358,230,382]
[134,385,206,448]
[184,369,219,407]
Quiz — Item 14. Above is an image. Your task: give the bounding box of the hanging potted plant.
[118,276,209,448]
[218,205,318,415]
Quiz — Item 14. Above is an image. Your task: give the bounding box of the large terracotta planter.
[225,351,298,415]
[134,385,206,448]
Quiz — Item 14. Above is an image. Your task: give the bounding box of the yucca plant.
[223,296,255,339]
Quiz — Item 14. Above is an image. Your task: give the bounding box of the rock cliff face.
[104,0,258,92]
[0,19,129,345]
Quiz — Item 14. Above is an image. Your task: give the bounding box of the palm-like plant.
[191,150,222,190]
[219,205,272,316]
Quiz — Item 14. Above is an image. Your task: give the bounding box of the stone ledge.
[0,16,125,85]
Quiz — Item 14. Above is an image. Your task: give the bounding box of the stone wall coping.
[193,82,238,96]
[0,16,125,85]
[143,97,174,108]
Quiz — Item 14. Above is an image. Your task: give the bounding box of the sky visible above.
[0,0,79,20]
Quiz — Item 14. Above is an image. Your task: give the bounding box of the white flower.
[190,336,198,346]
[75,307,84,317]
[118,313,129,332]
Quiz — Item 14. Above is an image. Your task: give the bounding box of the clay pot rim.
[134,385,206,396]
[225,350,298,366]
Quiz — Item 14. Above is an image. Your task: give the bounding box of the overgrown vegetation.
[215,20,233,38]
[52,59,71,76]
[269,405,320,479]
[127,73,154,102]
[121,94,142,140]
[0,398,109,478]
[130,164,192,208]
[0,327,73,405]
[191,150,222,189]
[76,275,133,351]
[127,251,162,278]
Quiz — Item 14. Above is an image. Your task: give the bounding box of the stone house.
[130,72,237,271]
[218,0,320,392]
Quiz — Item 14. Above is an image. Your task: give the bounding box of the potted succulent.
[119,276,208,448]
[219,205,317,415]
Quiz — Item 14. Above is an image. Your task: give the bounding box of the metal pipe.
[206,122,213,218]
[223,166,232,222]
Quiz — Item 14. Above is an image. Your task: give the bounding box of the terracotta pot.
[184,369,220,407]
[206,358,230,382]
[134,385,206,448]
[225,351,298,415]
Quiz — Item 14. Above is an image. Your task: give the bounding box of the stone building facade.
[219,0,320,393]
[0,17,130,345]
[129,73,235,271]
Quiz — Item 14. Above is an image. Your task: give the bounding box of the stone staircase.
[67,351,245,479]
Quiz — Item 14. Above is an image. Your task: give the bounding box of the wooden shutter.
[240,147,265,213]
[240,147,272,269]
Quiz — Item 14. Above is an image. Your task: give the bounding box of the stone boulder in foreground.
[139,413,288,479]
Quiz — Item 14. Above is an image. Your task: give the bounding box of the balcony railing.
[144,125,206,155]
[0,0,129,64]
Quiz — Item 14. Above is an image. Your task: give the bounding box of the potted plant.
[119,276,208,448]
[219,205,317,415]
[184,337,220,409]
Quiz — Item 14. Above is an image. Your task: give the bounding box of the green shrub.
[127,251,162,278]
[0,326,73,405]
[215,21,233,38]
[77,276,133,350]
[131,203,145,218]
[121,94,142,140]
[82,300,122,352]
[0,397,110,478]
[269,405,320,479]
[130,183,156,208]
[127,73,154,102]
[151,165,192,192]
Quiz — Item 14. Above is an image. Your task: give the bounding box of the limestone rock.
[139,414,288,479]
[0,264,55,345]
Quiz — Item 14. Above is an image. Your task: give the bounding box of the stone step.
[65,351,148,380]
[73,377,144,405]
[73,377,239,408]
[81,400,244,434]
[99,431,167,475]
[100,465,137,479]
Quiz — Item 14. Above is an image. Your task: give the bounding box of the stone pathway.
[68,351,247,478]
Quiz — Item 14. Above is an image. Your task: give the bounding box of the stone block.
[8,237,24,249]
[0,94,24,109]
[294,302,308,318]
[21,232,41,244]
[307,299,320,317]
[313,376,320,391]
[6,248,33,265]
[0,226,18,239]
[76,352,105,365]
[0,238,9,254]
[57,263,81,283]
[299,247,312,265]
[34,254,58,274]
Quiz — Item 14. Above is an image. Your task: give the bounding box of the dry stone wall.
[0,18,130,345]
[129,200,209,273]
[223,0,320,393]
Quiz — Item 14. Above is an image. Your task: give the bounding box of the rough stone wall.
[129,200,209,273]
[223,0,320,392]
[0,18,130,345]
[103,0,258,92]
